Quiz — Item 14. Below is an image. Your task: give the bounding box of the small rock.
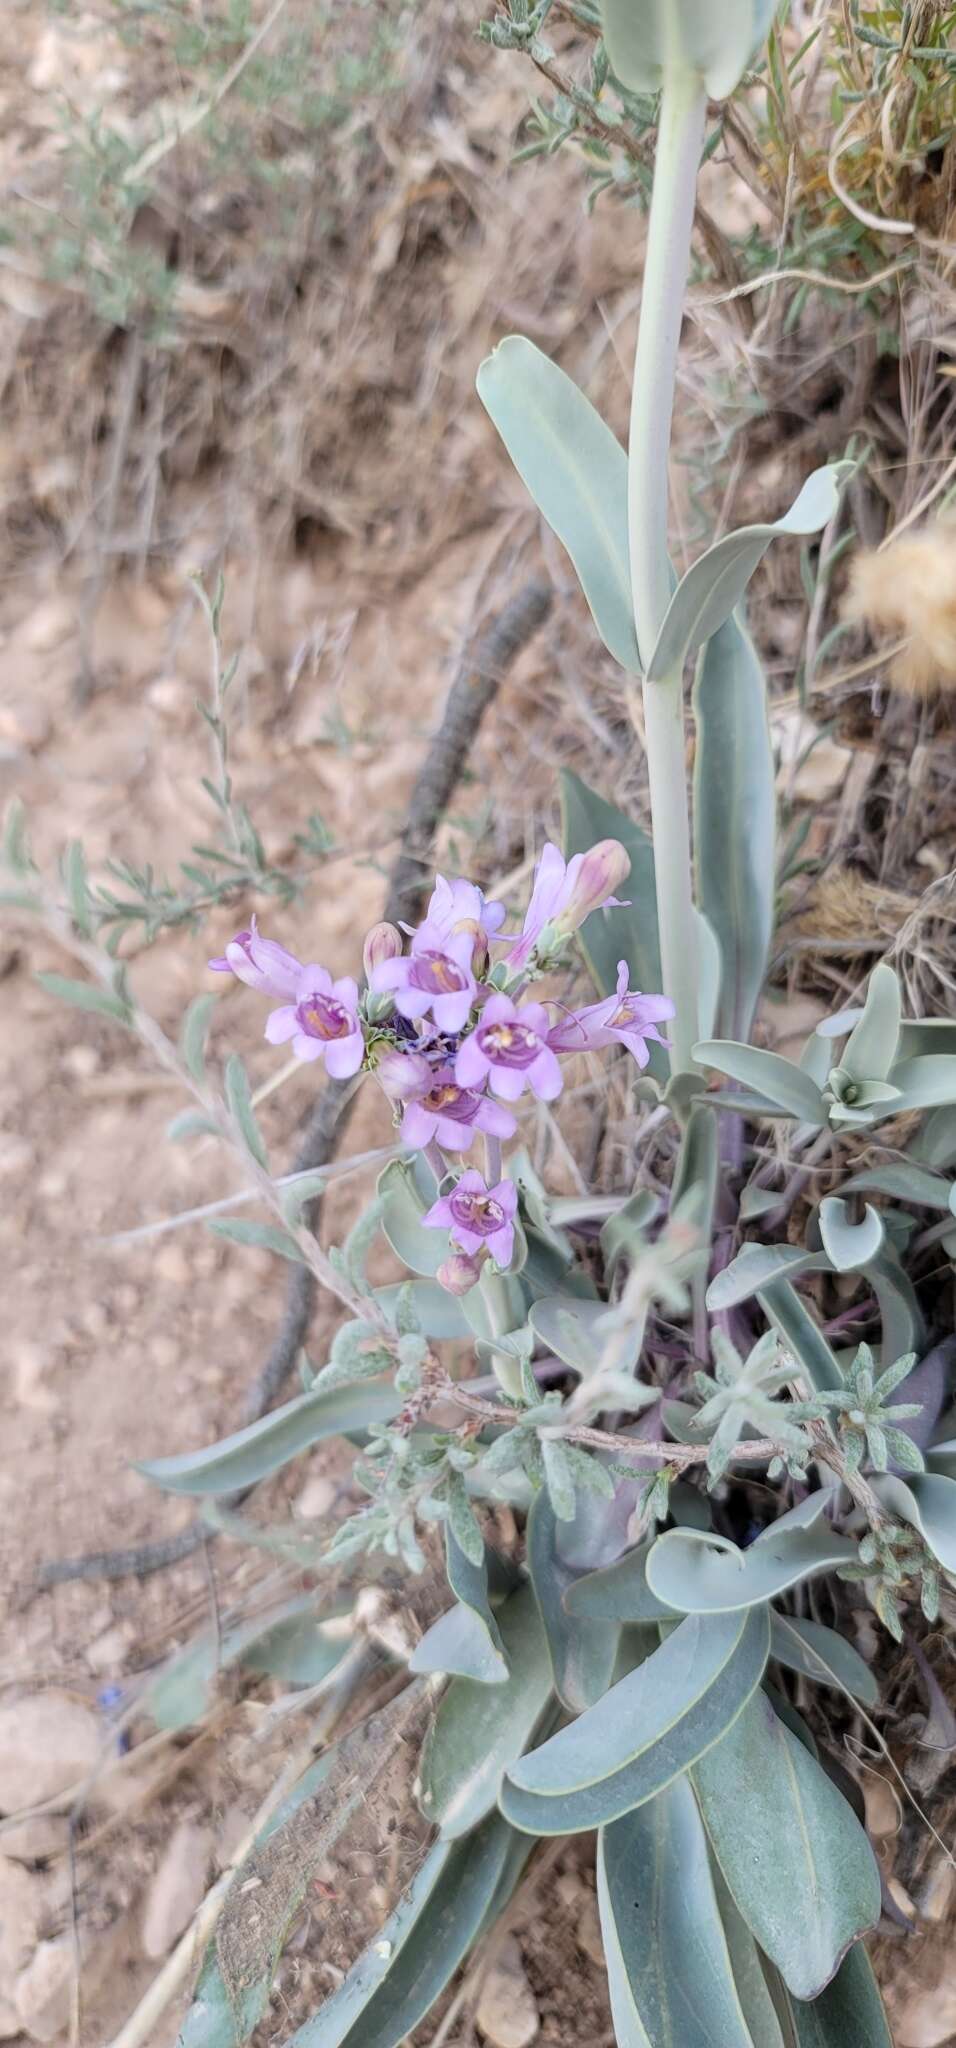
[0,1856,42,2032]
[86,1624,129,1677]
[774,710,854,806]
[141,1820,210,1959]
[16,597,74,655]
[476,1935,539,2048]
[862,1773,899,1838]
[14,1937,72,2043]
[0,1695,101,1813]
[296,1474,336,1519]
[921,1855,956,1924]
[554,1871,583,1911]
[0,700,52,754]
[146,673,191,722]
[0,1817,66,1865]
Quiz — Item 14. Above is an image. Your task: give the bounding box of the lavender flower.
[455,993,562,1102]
[504,840,630,972]
[400,1068,517,1153]
[424,1168,518,1267]
[209,918,303,998]
[370,922,477,1034]
[548,960,674,1069]
[363,922,403,977]
[265,967,364,1076]
[424,876,506,947]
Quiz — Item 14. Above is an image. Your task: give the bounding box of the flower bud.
[553,839,631,937]
[437,1251,483,1297]
[599,0,777,102]
[451,916,489,980]
[373,1047,430,1103]
[363,922,403,978]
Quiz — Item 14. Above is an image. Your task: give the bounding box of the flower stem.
[628,66,706,1077]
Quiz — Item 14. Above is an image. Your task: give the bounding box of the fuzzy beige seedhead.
[845,525,956,694]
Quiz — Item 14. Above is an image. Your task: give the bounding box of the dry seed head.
[844,525,956,695]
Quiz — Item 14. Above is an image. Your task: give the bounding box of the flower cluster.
[210,841,672,1292]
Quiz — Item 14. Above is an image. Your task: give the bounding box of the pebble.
[141,1819,211,1959]
[476,1935,539,2048]
[15,597,75,655]
[921,1856,956,1924]
[774,710,854,806]
[296,1474,336,1519]
[862,1773,899,1838]
[0,1817,66,1865]
[0,1856,42,2036]
[576,1892,605,1969]
[0,1695,101,1813]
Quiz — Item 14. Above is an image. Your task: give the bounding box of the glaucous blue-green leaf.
[818,1197,884,1273]
[563,1540,677,1625]
[774,1942,894,2047]
[499,1606,769,1836]
[694,1693,881,2000]
[136,1381,402,1497]
[374,1280,469,1339]
[911,1102,956,1170]
[560,769,666,1086]
[599,0,778,99]
[867,1242,924,1364]
[648,466,851,682]
[898,1019,956,1059]
[707,1241,824,1311]
[694,1040,826,1122]
[527,1492,620,1713]
[528,1292,639,1376]
[144,1599,349,1730]
[409,1527,509,1686]
[696,907,723,1040]
[597,1776,784,2048]
[837,1164,955,1211]
[873,1470,956,1571]
[285,1813,527,2048]
[477,337,640,670]
[378,1158,447,1275]
[646,1494,854,1614]
[841,964,901,1086]
[758,1278,844,1392]
[886,1056,956,1114]
[693,613,775,1041]
[770,1615,879,1709]
[419,1581,554,1839]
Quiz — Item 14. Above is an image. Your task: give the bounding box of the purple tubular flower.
[548,960,674,1069]
[399,1067,517,1154]
[208,917,303,998]
[424,876,507,946]
[504,840,630,972]
[265,967,364,1076]
[424,1168,518,1267]
[455,993,563,1103]
[370,921,477,1033]
[374,1048,433,1103]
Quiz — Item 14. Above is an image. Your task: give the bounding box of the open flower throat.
[296,994,353,1041]
[449,1187,508,1236]
[477,1021,543,1068]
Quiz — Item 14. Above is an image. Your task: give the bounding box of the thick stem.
[628,67,706,1076]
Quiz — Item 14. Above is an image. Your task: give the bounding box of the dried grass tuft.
[796,867,916,944]
[844,525,956,696]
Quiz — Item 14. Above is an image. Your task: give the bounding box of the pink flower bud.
[451,917,489,979]
[437,1251,483,1296]
[373,1047,431,1103]
[363,922,403,977]
[553,838,630,936]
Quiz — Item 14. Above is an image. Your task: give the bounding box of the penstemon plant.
[13,6,956,2046]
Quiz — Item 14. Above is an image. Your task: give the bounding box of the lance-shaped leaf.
[286,1813,528,2048]
[597,1776,785,2048]
[873,1471,956,1571]
[528,1292,640,1377]
[898,1019,956,1059]
[758,1277,844,1392]
[837,1164,956,1211]
[770,1615,879,1709]
[707,1241,824,1311]
[912,1101,956,1169]
[841,964,901,1086]
[378,1158,446,1276]
[885,1056,956,1114]
[563,1541,677,1625]
[478,337,640,670]
[600,0,778,99]
[419,1581,554,1839]
[527,1492,620,1713]
[818,1197,884,1273]
[560,769,666,1086]
[374,1280,470,1340]
[694,1693,881,2000]
[693,613,775,1041]
[409,1527,510,1687]
[772,1942,894,2047]
[694,1040,826,1123]
[137,1381,402,1497]
[499,1606,769,1836]
[648,465,851,681]
[646,1494,854,1614]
